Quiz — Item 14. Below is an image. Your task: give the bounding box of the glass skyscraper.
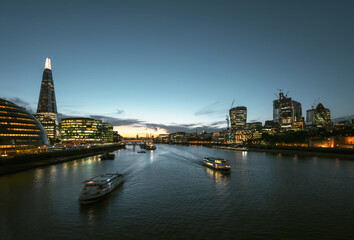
[0,98,48,155]
[229,106,247,130]
[36,58,58,143]
[273,92,303,130]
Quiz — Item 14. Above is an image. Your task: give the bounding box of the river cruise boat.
[79,172,124,204]
[100,152,115,160]
[203,157,231,172]
[142,141,156,150]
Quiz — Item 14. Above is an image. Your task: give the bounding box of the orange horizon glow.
[113,125,168,138]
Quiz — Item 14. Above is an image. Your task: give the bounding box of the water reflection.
[87,207,95,225]
[241,150,247,160]
[50,165,57,182]
[2,145,354,240]
[204,167,230,185]
[34,168,43,181]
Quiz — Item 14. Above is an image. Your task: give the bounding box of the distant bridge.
[123,140,145,145]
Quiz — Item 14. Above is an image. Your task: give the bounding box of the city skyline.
[1,1,354,137]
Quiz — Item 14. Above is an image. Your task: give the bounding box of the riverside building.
[0,98,49,155]
[36,58,59,144]
[102,123,114,144]
[60,118,113,145]
[273,91,303,131]
[229,106,247,130]
[306,103,332,129]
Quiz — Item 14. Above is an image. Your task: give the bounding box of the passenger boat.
[137,151,146,153]
[203,157,231,172]
[79,172,124,204]
[142,141,156,150]
[100,152,115,160]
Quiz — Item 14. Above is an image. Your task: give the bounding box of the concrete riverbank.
[162,142,354,160]
[247,145,354,160]
[0,144,125,176]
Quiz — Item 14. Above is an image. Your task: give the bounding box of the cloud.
[116,109,124,114]
[57,112,225,134]
[332,115,354,124]
[89,115,142,126]
[195,101,225,116]
[8,97,35,114]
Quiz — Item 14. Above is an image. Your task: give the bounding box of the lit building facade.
[36,58,59,143]
[35,114,57,144]
[262,120,279,135]
[102,123,114,143]
[306,103,332,128]
[273,92,303,131]
[229,106,247,130]
[156,134,170,143]
[60,118,103,145]
[212,130,228,143]
[245,122,262,131]
[0,98,48,155]
[234,130,253,144]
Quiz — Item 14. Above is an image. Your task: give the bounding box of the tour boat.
[79,172,124,204]
[142,141,156,150]
[203,157,231,172]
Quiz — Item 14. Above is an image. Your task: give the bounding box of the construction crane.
[274,89,283,98]
[311,98,320,109]
[230,99,235,109]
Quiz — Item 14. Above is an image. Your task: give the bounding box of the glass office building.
[60,118,105,145]
[102,123,114,143]
[0,98,49,155]
[36,58,59,143]
[229,106,247,130]
[273,92,303,130]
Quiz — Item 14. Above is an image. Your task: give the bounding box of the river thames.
[1,145,353,240]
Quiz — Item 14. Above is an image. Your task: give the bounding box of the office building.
[102,123,114,143]
[36,58,59,143]
[273,91,303,130]
[0,98,48,155]
[306,103,332,128]
[229,106,247,130]
[60,118,103,145]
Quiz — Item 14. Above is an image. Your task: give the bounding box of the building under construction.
[273,91,304,131]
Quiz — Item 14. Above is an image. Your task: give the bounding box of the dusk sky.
[1,0,353,136]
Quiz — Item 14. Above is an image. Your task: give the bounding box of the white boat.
[203,157,231,172]
[79,172,124,204]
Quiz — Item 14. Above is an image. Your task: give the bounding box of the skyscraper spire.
[45,58,51,70]
[36,58,58,143]
[37,58,57,115]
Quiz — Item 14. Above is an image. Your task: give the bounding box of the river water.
[1,144,353,240]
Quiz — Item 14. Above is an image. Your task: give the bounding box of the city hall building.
[0,98,49,155]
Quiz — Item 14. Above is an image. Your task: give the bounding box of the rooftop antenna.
[311,98,320,109]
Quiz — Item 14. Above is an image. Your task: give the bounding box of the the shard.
[37,58,57,115]
[36,58,58,143]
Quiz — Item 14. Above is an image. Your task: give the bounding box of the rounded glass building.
[0,98,49,155]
